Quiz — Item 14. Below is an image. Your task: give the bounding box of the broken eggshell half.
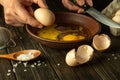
[75,45,94,64]
[92,34,111,51]
[65,48,79,67]
[65,45,94,66]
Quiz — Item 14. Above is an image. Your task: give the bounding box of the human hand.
[1,0,48,28]
[62,0,93,13]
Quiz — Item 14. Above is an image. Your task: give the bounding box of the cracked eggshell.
[115,9,120,16]
[112,15,120,24]
[92,34,111,51]
[76,45,94,64]
[65,48,79,67]
[34,8,55,26]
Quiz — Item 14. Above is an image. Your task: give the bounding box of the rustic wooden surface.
[0,0,120,80]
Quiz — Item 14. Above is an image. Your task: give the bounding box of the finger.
[4,10,23,24]
[5,17,24,27]
[26,6,34,16]
[22,1,32,6]
[86,0,93,6]
[76,0,85,6]
[5,16,24,27]
[33,0,48,8]
[62,0,79,11]
[15,3,43,28]
[12,23,24,27]
[77,8,84,13]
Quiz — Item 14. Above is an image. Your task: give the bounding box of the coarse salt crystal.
[114,56,118,60]
[31,64,35,68]
[24,69,27,72]
[8,69,11,72]
[37,60,41,63]
[13,63,18,68]
[57,63,60,66]
[7,73,11,76]
[112,54,115,56]
[107,58,110,61]
[23,62,28,67]
[19,37,22,39]
[34,62,37,65]
[44,64,47,66]
[16,52,34,61]
[13,68,16,73]
[37,63,41,66]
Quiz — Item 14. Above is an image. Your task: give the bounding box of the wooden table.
[0,1,120,80]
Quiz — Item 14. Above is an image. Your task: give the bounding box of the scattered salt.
[19,37,22,39]
[57,63,60,66]
[7,73,11,76]
[13,68,16,73]
[18,61,22,64]
[44,64,47,66]
[13,63,18,68]
[24,69,27,72]
[107,58,110,61]
[16,52,34,61]
[37,63,41,66]
[34,62,37,65]
[114,56,118,60]
[8,69,11,72]
[23,62,28,67]
[37,60,41,63]
[31,64,35,68]
[112,54,115,56]
[42,62,45,64]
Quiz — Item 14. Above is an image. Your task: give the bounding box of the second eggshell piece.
[92,34,111,51]
[65,48,79,67]
[76,45,94,64]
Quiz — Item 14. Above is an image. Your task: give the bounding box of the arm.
[0,0,48,28]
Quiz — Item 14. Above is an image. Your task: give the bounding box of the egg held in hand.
[34,8,55,26]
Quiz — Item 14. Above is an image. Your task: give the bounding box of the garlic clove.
[92,34,111,51]
[76,45,94,64]
[65,48,79,66]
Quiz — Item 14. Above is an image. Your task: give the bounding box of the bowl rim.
[26,25,88,43]
[26,12,101,43]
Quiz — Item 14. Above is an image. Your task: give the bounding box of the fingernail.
[77,9,84,13]
[37,26,43,28]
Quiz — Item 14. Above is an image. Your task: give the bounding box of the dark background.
[93,0,113,11]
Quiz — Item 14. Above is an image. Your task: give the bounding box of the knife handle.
[72,0,90,11]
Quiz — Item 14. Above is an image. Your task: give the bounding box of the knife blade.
[72,0,120,28]
[86,7,120,28]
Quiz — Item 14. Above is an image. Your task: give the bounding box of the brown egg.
[34,8,55,26]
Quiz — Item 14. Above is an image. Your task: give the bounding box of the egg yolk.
[63,34,79,41]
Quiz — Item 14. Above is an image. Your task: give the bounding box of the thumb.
[86,0,93,6]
